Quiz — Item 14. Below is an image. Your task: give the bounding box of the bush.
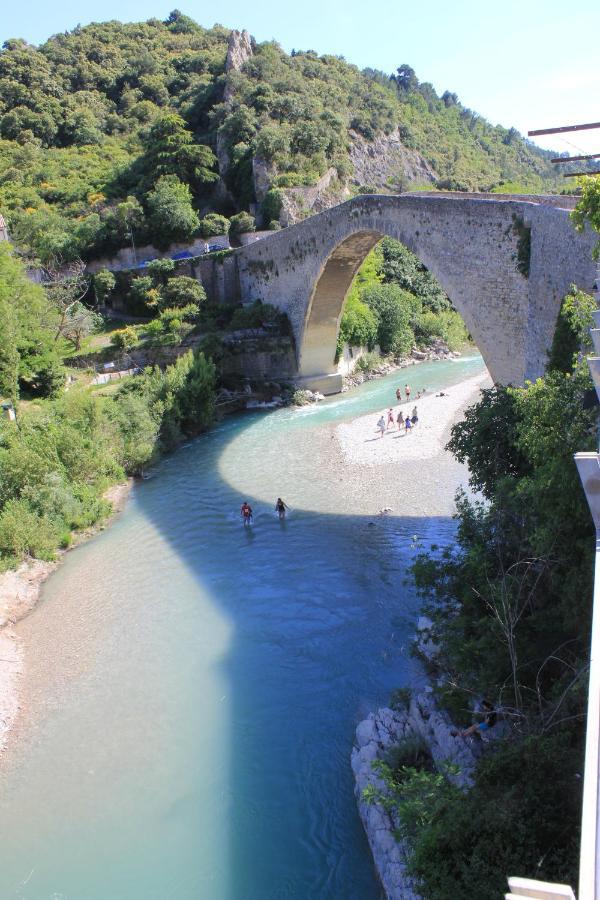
[229,211,256,237]
[0,499,59,561]
[110,326,139,350]
[198,213,230,238]
[160,276,206,310]
[337,294,378,356]
[261,188,283,226]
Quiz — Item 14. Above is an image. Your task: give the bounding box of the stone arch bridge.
[212,194,598,393]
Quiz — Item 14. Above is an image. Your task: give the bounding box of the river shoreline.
[0,363,487,800]
[0,479,132,754]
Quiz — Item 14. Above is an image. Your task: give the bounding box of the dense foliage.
[572,175,600,260]
[0,12,564,266]
[337,237,469,355]
[0,242,65,399]
[400,294,598,896]
[0,244,216,570]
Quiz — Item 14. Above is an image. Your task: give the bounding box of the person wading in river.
[275,498,289,520]
[241,501,253,525]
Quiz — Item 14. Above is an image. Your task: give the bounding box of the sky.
[2,0,599,159]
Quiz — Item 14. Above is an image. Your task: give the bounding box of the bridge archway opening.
[297,230,475,394]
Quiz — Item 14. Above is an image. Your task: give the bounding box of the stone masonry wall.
[229,194,597,388]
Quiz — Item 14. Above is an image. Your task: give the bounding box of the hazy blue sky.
[2,0,599,156]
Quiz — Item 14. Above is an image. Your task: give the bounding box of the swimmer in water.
[275,497,288,519]
[240,501,253,525]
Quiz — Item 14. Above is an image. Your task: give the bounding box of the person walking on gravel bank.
[377,415,386,438]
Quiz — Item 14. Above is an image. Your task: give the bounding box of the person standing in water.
[396,387,402,402]
[275,498,288,519]
[240,501,253,525]
[405,384,411,401]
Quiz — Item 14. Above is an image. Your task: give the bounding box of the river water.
[1,355,485,900]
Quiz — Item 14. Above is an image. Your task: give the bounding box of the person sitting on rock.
[460,699,497,738]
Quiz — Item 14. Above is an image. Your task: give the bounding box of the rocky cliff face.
[218,30,255,180]
[251,128,437,226]
[348,128,437,191]
[351,694,480,899]
[278,168,349,225]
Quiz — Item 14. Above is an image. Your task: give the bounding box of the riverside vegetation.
[0,242,216,570]
[336,236,469,359]
[363,285,599,898]
[0,11,581,269]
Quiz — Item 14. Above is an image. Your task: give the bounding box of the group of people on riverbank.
[375,383,427,439]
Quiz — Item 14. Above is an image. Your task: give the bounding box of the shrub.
[229,211,256,237]
[261,188,283,226]
[0,499,59,561]
[110,326,139,350]
[198,213,230,238]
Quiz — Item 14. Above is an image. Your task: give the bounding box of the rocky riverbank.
[343,340,467,391]
[352,691,481,899]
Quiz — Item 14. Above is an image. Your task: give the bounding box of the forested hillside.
[0,10,567,266]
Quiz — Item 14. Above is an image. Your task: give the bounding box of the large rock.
[225,29,254,75]
[351,695,481,898]
[348,127,437,190]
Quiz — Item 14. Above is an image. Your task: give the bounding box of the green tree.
[362,283,419,353]
[0,242,64,400]
[571,175,600,259]
[145,175,200,248]
[229,211,255,237]
[160,276,206,310]
[140,113,218,193]
[93,269,116,306]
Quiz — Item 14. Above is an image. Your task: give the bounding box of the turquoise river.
[1,353,486,900]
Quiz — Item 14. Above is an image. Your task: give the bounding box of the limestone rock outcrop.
[218,30,255,179]
[278,168,348,226]
[352,693,481,898]
[348,127,437,191]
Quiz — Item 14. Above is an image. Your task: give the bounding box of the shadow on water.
[1,357,480,899]
[127,410,457,900]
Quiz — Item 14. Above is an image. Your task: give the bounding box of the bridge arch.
[235,195,597,393]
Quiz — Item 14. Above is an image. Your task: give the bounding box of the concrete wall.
[230,194,597,391]
[337,343,373,376]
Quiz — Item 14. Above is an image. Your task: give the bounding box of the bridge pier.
[293,373,344,395]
